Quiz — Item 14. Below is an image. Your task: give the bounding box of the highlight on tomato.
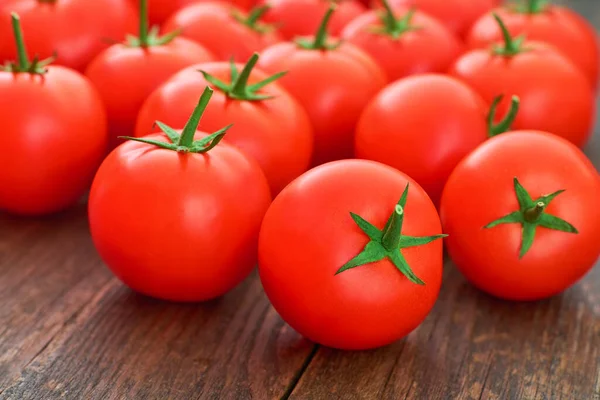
[440,130,600,301]
[85,0,214,151]
[0,13,108,216]
[258,159,445,350]
[136,53,313,195]
[258,5,386,165]
[89,87,271,302]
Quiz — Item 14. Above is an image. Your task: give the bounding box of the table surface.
[2,1,600,399]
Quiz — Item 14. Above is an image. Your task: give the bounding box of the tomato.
[466,0,599,89]
[163,2,280,62]
[449,14,594,148]
[342,3,462,82]
[141,0,255,25]
[0,14,107,216]
[89,87,271,302]
[261,0,366,40]
[258,6,386,165]
[136,53,313,195]
[85,0,214,151]
[0,0,137,72]
[440,130,600,301]
[258,159,445,350]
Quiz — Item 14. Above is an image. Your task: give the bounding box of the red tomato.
[466,2,599,89]
[89,87,271,302]
[449,14,594,148]
[136,54,313,195]
[258,6,386,165]
[259,159,445,350]
[140,0,255,25]
[261,0,366,40]
[342,4,462,81]
[163,2,281,62]
[0,14,107,216]
[0,0,137,72]
[441,130,600,301]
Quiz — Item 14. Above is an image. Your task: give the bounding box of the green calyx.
[125,0,179,47]
[491,13,528,57]
[485,177,578,259]
[199,53,286,101]
[295,4,341,51]
[371,2,420,40]
[119,86,232,152]
[511,0,550,14]
[2,13,54,74]
[336,183,447,285]
[487,95,520,137]
[232,5,275,34]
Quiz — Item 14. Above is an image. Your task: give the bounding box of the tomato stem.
[524,202,546,223]
[246,5,269,26]
[230,53,259,97]
[381,205,404,251]
[295,5,340,50]
[492,13,527,57]
[513,0,549,14]
[487,95,520,137]
[375,1,419,40]
[11,13,29,70]
[139,0,149,47]
[177,86,213,147]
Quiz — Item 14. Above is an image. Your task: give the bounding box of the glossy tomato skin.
[140,0,255,25]
[258,42,386,165]
[163,2,281,62]
[467,7,599,89]
[0,67,108,215]
[0,0,137,72]
[356,74,488,206]
[85,39,214,151]
[259,160,443,350]
[89,132,271,302]
[440,131,600,301]
[342,7,462,82]
[449,42,595,148]
[135,62,313,195]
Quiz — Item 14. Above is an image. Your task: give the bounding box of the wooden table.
[2,2,600,399]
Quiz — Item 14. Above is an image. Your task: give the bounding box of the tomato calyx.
[491,13,529,57]
[199,53,287,101]
[485,177,578,259]
[510,0,550,14]
[487,95,520,137]
[120,86,232,153]
[125,0,180,48]
[2,13,54,74]
[295,5,341,51]
[371,2,420,40]
[232,5,276,34]
[336,183,447,285]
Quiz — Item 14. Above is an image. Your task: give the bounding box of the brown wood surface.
[1,1,600,399]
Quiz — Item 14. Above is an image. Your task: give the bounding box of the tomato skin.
[259,160,443,350]
[0,0,137,72]
[440,131,600,301]
[466,7,599,89]
[258,42,386,165]
[449,42,595,148]
[89,132,271,302]
[140,0,255,25]
[163,2,281,62]
[356,74,488,206]
[0,67,108,215]
[85,39,214,151]
[135,62,313,195]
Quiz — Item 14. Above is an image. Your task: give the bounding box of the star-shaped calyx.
[370,0,421,40]
[485,178,578,258]
[336,184,447,285]
[124,0,180,48]
[491,13,530,57]
[295,4,342,51]
[2,13,55,74]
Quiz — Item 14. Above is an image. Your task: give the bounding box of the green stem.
[525,0,549,13]
[488,95,520,137]
[381,0,397,31]
[381,205,404,251]
[177,87,213,147]
[493,13,518,54]
[246,5,269,26]
[524,202,546,222]
[139,0,149,47]
[230,53,259,97]
[10,13,29,70]
[312,5,336,49]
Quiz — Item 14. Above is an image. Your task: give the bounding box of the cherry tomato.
[85,0,214,151]
[163,2,280,62]
[342,3,462,82]
[0,0,137,72]
[259,159,445,350]
[449,14,594,148]
[467,0,599,89]
[258,6,386,165]
[0,14,107,216]
[141,0,255,25]
[441,130,600,301]
[136,53,313,195]
[89,87,271,302]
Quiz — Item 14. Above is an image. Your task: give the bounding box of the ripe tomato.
[466,1,599,89]
[89,87,271,302]
[141,0,255,25]
[449,14,594,148]
[0,14,107,216]
[261,0,366,40]
[258,6,386,165]
[85,0,214,151]
[441,130,600,301]
[0,0,137,72]
[136,53,313,195]
[163,2,280,62]
[342,3,462,82]
[259,159,445,350]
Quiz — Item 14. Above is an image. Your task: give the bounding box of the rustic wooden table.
[1,1,600,399]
